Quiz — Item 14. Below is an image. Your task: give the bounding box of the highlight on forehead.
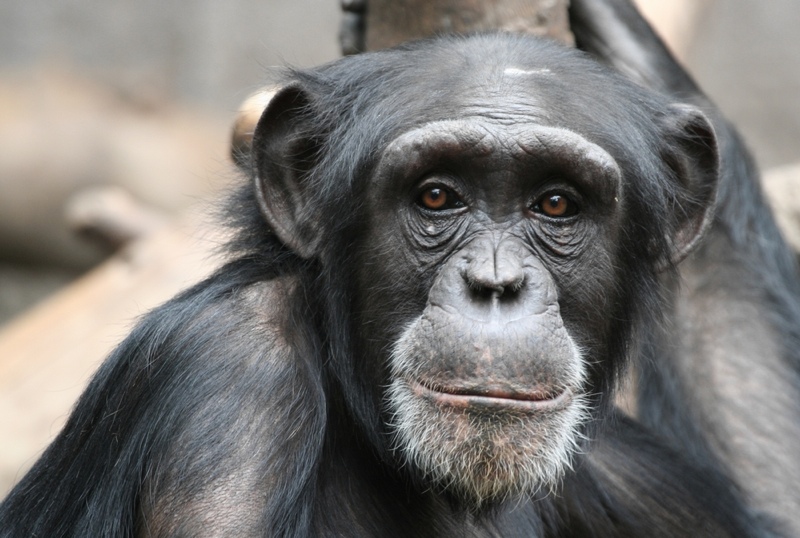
[503,66,554,77]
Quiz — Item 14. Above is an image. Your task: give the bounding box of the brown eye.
[533,193,577,218]
[418,187,463,211]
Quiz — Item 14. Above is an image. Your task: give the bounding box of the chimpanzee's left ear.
[659,104,720,269]
[250,84,323,259]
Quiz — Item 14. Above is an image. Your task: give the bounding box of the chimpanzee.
[571,1,800,534]
[0,31,771,538]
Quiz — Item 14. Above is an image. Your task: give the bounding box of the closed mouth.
[407,378,572,412]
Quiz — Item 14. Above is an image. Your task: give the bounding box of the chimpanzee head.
[247,34,718,506]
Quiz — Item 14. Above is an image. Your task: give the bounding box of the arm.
[0,269,325,537]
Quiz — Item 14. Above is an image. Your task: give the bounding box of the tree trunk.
[340,0,572,54]
[366,0,572,50]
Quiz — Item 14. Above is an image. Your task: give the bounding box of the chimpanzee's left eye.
[532,193,578,218]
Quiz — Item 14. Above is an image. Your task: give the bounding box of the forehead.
[411,60,563,119]
[370,47,608,137]
[359,45,653,167]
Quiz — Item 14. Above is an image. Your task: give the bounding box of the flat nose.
[426,236,555,322]
[462,238,526,300]
[441,236,552,322]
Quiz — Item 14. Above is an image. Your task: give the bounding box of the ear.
[659,104,720,269]
[251,84,323,259]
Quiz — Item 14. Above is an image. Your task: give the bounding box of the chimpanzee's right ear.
[250,84,323,259]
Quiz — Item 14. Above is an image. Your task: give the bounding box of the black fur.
[0,29,775,538]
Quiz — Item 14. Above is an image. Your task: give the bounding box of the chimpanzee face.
[351,111,627,503]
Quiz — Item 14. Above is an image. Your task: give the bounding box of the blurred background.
[0,0,341,315]
[0,0,798,495]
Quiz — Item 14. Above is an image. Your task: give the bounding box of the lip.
[407,378,572,412]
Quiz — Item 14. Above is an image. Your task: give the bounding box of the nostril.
[463,272,525,301]
[468,281,502,301]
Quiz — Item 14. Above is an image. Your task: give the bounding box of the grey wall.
[0,0,341,112]
[688,0,800,169]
